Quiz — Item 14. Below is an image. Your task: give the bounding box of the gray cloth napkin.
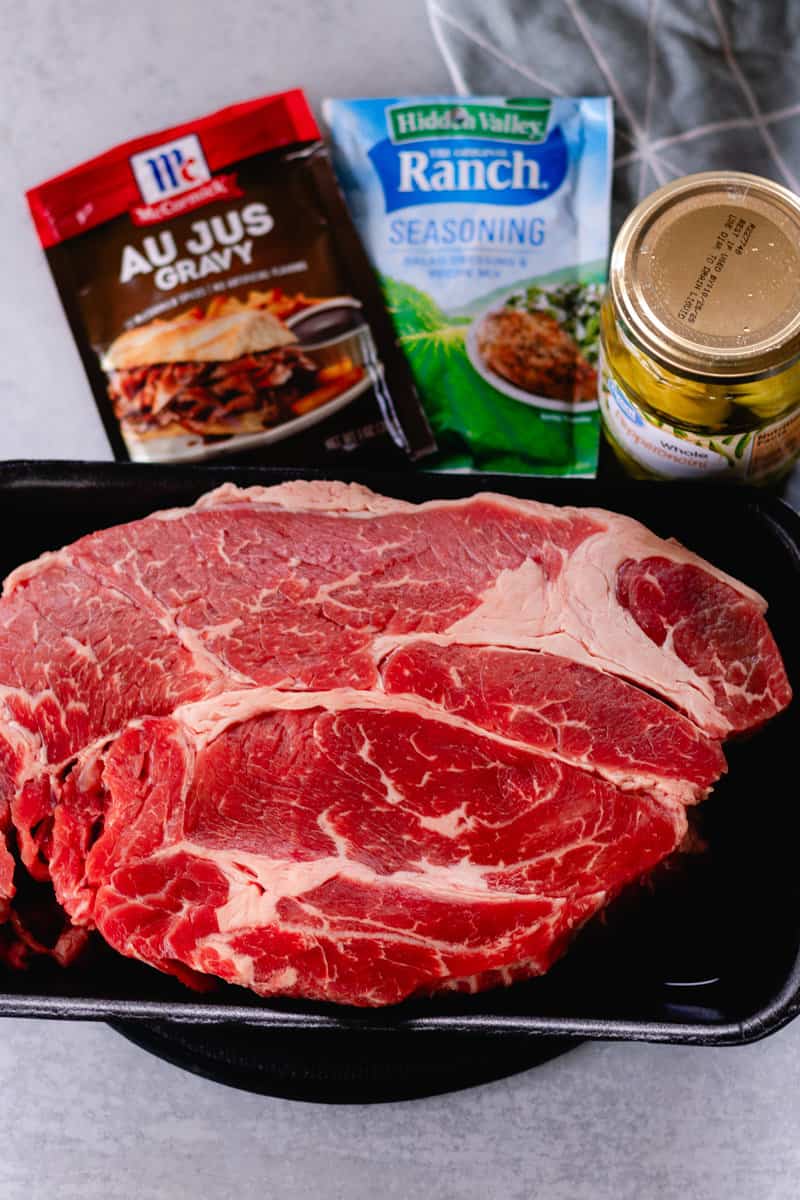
[427,0,800,229]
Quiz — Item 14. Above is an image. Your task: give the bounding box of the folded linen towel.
[428,0,800,228]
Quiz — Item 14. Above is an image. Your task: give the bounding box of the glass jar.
[600,170,800,483]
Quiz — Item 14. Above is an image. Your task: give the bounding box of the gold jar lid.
[610,170,800,381]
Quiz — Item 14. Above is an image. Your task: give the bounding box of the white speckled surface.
[2,2,800,1195]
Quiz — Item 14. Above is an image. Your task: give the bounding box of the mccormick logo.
[387,101,552,145]
[128,133,241,226]
[130,134,211,204]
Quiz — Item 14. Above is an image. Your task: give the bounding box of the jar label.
[599,364,800,481]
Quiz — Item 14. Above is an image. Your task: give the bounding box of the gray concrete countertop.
[1,3,799,1197]
[2,1018,800,1200]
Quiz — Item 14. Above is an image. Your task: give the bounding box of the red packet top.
[27,89,434,466]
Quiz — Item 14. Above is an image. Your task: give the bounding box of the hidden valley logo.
[370,100,566,210]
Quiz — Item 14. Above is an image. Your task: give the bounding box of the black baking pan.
[1,460,799,1065]
[110,1020,577,1103]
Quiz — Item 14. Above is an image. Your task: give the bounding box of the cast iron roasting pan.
[1,462,799,1059]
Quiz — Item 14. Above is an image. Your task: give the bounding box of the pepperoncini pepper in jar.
[600,171,800,482]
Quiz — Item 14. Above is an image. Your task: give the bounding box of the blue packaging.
[324,96,613,475]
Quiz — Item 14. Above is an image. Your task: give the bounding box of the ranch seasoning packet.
[324,97,613,475]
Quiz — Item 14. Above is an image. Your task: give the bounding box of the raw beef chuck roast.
[0,482,790,1004]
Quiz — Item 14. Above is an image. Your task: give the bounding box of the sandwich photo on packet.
[26,89,434,466]
[104,291,366,442]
